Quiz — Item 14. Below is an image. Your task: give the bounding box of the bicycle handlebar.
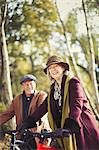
[0,128,71,139]
[25,128,71,139]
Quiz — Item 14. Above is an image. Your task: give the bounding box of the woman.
[21,56,99,150]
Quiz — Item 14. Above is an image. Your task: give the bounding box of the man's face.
[21,80,36,96]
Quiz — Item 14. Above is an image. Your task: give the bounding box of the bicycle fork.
[10,133,20,150]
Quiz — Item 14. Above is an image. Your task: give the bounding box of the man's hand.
[17,116,37,132]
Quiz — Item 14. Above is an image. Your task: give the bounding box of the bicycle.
[0,130,25,150]
[0,128,71,150]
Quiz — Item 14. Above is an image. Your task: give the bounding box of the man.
[0,74,47,149]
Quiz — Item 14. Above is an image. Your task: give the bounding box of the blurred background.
[0,0,99,148]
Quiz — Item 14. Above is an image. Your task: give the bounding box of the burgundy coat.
[0,91,47,127]
[29,76,99,150]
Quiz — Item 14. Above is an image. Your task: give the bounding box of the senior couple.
[0,55,99,150]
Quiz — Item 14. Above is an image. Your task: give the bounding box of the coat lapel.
[18,95,23,122]
[28,95,37,115]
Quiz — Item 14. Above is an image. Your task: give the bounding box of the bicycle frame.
[10,132,17,150]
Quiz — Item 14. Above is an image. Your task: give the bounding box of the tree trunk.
[0,1,13,104]
[0,9,3,102]
[0,1,15,129]
[82,0,99,105]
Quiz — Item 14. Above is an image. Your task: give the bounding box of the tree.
[54,0,99,118]
[82,0,98,103]
[0,0,13,104]
[4,0,62,95]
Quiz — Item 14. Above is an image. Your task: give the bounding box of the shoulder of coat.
[36,91,47,97]
[69,76,80,84]
[12,94,22,102]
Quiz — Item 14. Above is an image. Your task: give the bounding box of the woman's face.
[48,63,64,81]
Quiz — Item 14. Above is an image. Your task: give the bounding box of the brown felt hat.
[44,55,69,74]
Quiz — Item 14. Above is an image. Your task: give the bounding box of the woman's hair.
[47,69,55,85]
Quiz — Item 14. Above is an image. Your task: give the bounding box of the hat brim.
[44,62,69,74]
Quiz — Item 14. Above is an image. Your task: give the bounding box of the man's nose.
[27,84,32,88]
